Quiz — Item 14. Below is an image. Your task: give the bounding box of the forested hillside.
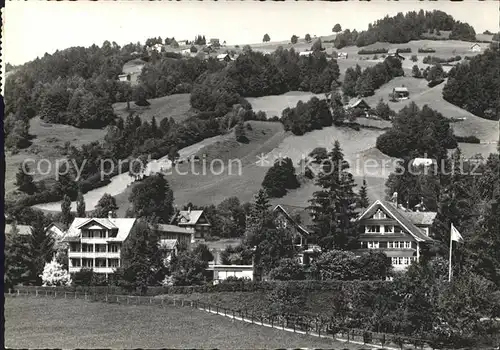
[334,10,477,48]
[443,46,500,120]
[175,49,338,117]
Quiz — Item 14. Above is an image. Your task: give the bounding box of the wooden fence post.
[161,298,164,306]
[127,296,130,304]
[64,292,67,299]
[35,289,38,297]
[84,292,87,300]
[54,291,57,298]
[105,294,108,303]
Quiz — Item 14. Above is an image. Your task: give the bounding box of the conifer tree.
[76,191,86,217]
[61,195,73,229]
[308,141,359,251]
[118,220,166,294]
[359,179,369,208]
[28,212,55,285]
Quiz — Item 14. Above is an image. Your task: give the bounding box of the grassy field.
[5,117,107,196]
[112,120,391,211]
[114,121,287,213]
[112,93,195,124]
[362,76,499,148]
[246,91,326,118]
[5,296,366,349]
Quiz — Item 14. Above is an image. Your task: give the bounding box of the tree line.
[333,10,476,49]
[443,46,500,120]
[189,48,340,117]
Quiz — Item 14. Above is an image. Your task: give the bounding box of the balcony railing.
[68,251,120,258]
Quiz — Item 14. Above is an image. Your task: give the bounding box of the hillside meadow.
[5,117,107,196]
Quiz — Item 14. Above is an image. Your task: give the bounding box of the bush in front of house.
[269,258,307,281]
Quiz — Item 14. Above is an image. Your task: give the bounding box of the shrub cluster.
[422,55,462,64]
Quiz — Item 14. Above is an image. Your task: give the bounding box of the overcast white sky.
[4,1,498,65]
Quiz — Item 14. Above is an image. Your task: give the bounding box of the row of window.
[391,257,416,266]
[71,258,120,268]
[365,225,402,234]
[363,241,412,249]
[81,229,118,238]
[70,243,119,253]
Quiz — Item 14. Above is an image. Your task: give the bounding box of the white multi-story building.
[63,215,137,276]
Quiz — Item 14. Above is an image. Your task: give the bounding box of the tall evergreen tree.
[358,179,369,208]
[308,141,359,251]
[76,191,86,217]
[27,213,55,285]
[61,195,73,229]
[118,220,166,294]
[5,224,31,288]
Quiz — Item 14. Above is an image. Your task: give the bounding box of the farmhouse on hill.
[393,87,410,100]
[356,199,436,271]
[118,73,131,82]
[299,51,313,57]
[345,97,371,111]
[470,43,481,52]
[387,48,406,60]
[216,53,233,62]
[337,52,348,59]
[273,204,321,265]
[170,208,212,242]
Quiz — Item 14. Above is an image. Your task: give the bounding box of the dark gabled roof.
[273,204,313,235]
[357,200,433,242]
[400,211,437,226]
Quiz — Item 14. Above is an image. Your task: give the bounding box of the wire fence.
[6,287,432,350]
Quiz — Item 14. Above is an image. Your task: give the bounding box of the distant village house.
[470,43,481,52]
[387,48,406,60]
[393,87,410,100]
[216,53,233,62]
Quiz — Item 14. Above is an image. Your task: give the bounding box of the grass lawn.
[5,117,107,196]
[114,121,286,212]
[4,296,366,349]
[246,91,326,119]
[112,93,195,124]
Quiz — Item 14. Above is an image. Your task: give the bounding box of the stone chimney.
[108,211,113,219]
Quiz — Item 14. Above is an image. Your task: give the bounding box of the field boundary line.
[196,306,399,350]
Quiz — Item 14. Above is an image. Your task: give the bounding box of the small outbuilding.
[470,43,482,52]
[393,87,410,100]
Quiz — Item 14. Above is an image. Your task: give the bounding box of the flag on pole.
[448,223,463,282]
[450,223,463,242]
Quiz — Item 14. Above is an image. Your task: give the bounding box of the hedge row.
[418,48,436,53]
[358,47,411,55]
[13,280,388,296]
[455,135,481,144]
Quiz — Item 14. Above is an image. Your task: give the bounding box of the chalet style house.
[63,215,138,276]
[273,204,321,265]
[356,200,436,271]
[387,48,406,60]
[154,224,194,261]
[170,208,211,242]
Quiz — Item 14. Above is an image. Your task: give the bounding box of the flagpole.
[448,223,453,282]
